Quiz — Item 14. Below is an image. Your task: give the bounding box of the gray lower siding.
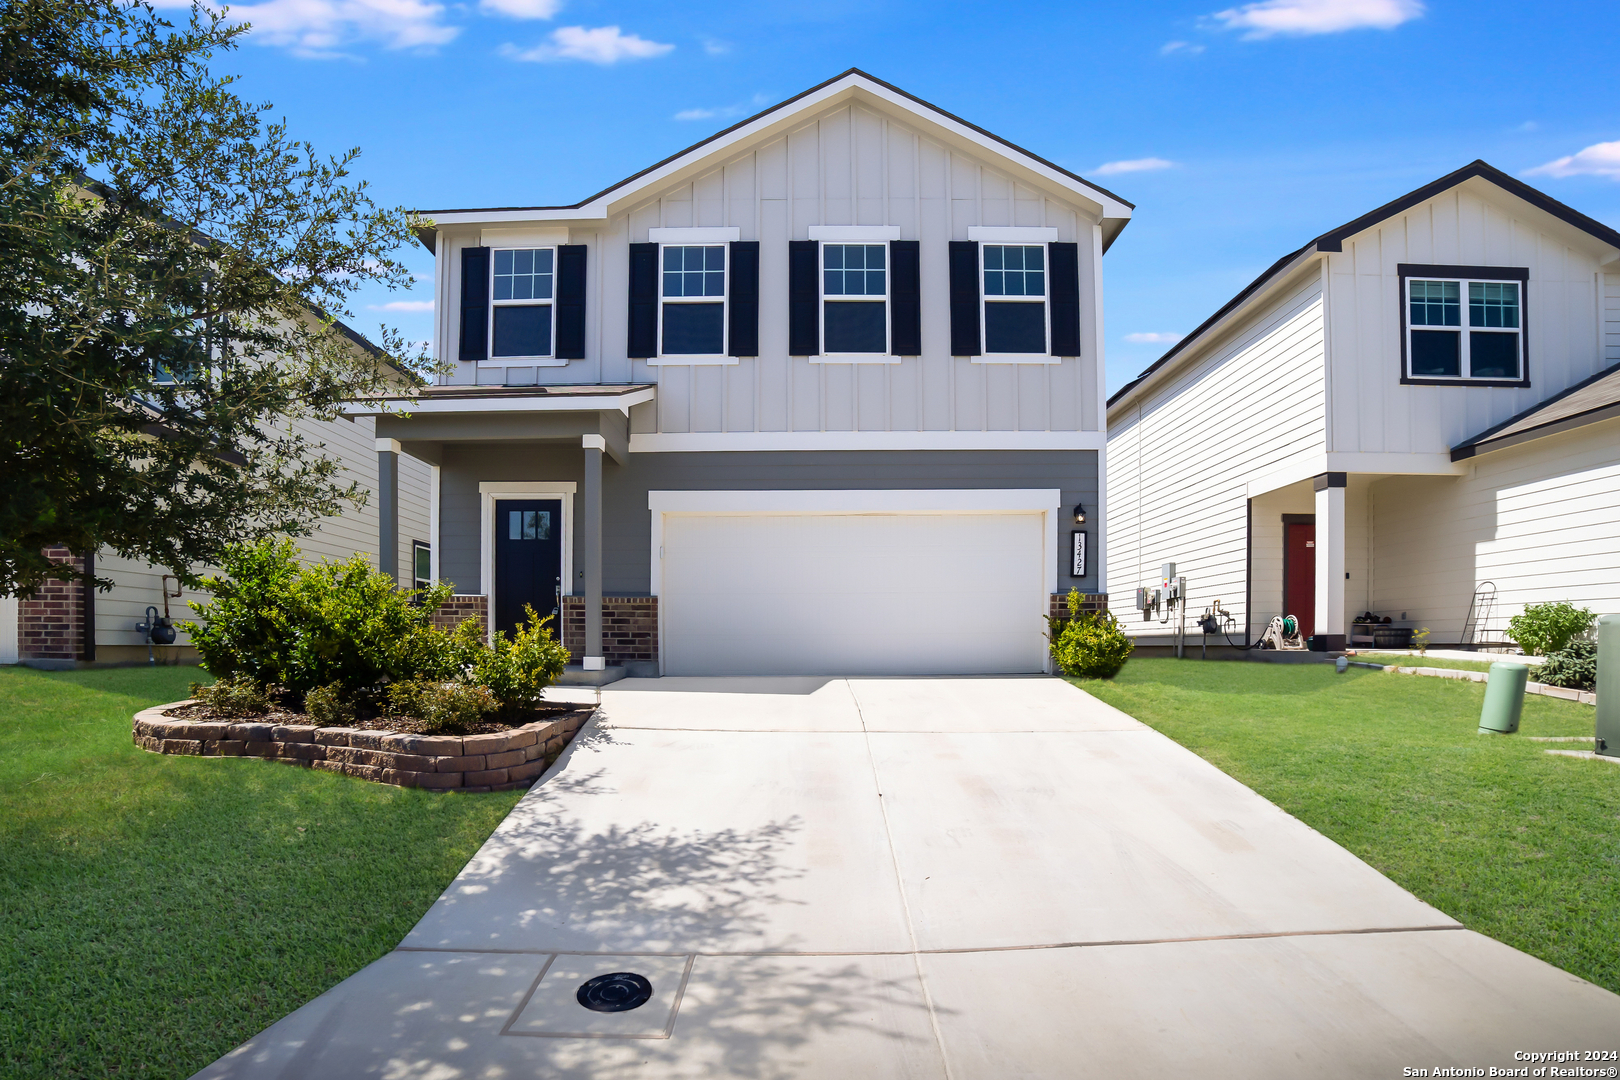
[438,448,1100,597]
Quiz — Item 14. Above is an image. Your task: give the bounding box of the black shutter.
[458,246,490,363]
[948,240,981,357]
[788,239,819,356]
[1049,242,1081,357]
[627,242,658,359]
[889,240,921,356]
[555,244,587,360]
[728,241,760,357]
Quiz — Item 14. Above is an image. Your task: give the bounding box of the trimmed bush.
[1049,589,1134,679]
[304,683,355,727]
[188,674,270,718]
[1537,640,1597,692]
[1507,601,1596,658]
[387,679,498,734]
[475,605,570,715]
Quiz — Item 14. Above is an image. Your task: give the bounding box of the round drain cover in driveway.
[576,972,653,1012]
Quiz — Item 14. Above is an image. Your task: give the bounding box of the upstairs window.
[1401,266,1526,384]
[661,245,726,355]
[491,247,554,359]
[822,243,887,354]
[983,245,1046,354]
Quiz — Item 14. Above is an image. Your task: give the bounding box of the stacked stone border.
[132,702,593,792]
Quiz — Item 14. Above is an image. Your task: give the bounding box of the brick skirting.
[561,595,657,663]
[430,594,489,635]
[132,702,593,792]
[1050,593,1110,620]
[19,547,88,661]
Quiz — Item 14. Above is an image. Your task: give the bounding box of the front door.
[494,499,562,637]
[1283,519,1316,639]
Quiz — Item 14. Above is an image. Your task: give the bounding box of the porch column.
[1313,471,1347,650]
[581,435,605,670]
[376,438,400,584]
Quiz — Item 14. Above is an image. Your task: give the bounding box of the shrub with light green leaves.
[1507,601,1595,658]
[475,605,570,714]
[1048,588,1134,679]
[1537,639,1597,692]
[188,673,270,718]
[387,679,498,734]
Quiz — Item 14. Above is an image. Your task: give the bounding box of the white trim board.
[629,431,1107,453]
[481,227,570,248]
[649,227,740,243]
[349,388,656,417]
[478,482,577,638]
[968,226,1060,242]
[808,225,902,241]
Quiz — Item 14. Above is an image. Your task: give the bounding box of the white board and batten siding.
[1325,179,1618,456]
[1106,270,1326,640]
[435,100,1106,440]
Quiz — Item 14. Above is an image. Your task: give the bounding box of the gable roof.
[1451,362,1620,460]
[413,69,1134,252]
[1108,160,1620,412]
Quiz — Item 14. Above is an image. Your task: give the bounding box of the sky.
[180,0,1620,395]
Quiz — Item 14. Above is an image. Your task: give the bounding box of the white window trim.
[977,242,1059,365]
[815,240,896,365]
[649,226,740,243]
[1403,275,1524,383]
[479,481,577,642]
[646,488,1062,676]
[648,242,734,367]
[488,245,564,367]
[808,225,901,241]
[968,226,1059,243]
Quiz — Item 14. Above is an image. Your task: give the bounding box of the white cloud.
[1124,332,1185,345]
[1094,157,1177,176]
[502,25,674,63]
[479,0,561,17]
[675,108,720,121]
[702,38,731,55]
[226,0,459,55]
[1211,0,1423,38]
[673,93,770,123]
[1525,140,1620,180]
[1160,40,1206,55]
[371,300,434,312]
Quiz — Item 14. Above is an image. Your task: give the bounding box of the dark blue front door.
[494,499,562,637]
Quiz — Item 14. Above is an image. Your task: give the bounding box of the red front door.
[1284,521,1316,638]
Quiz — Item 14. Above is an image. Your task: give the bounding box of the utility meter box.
[1597,614,1620,757]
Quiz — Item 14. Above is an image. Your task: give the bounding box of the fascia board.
[348,387,656,417]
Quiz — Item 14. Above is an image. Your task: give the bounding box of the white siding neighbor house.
[1106,161,1620,652]
[361,69,1132,677]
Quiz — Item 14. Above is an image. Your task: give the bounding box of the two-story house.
[1106,161,1620,651]
[362,70,1131,678]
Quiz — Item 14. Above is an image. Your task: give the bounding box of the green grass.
[1352,652,1529,673]
[0,666,522,1080]
[1073,659,1619,994]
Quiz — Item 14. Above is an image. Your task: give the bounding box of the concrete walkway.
[197,677,1620,1079]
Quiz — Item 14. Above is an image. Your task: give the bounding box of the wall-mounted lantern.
[1072,502,1088,526]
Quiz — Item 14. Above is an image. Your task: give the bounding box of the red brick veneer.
[430,594,489,635]
[1050,593,1109,620]
[561,595,657,664]
[19,547,87,661]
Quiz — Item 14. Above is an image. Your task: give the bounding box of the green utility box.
[1479,662,1529,735]
[1597,614,1620,757]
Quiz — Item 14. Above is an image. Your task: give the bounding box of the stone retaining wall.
[132,703,592,792]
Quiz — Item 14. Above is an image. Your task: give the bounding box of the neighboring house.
[362,69,1130,678]
[1106,161,1620,652]
[0,327,433,668]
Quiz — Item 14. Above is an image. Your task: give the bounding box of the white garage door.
[660,512,1048,676]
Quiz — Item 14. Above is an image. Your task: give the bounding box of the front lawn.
[0,666,523,1080]
[1074,659,1619,994]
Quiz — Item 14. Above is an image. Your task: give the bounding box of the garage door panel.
[662,513,1046,676]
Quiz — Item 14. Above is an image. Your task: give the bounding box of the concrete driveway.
[197,676,1620,1079]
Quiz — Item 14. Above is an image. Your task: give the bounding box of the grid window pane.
[662,302,725,354]
[984,245,1046,299]
[508,511,551,541]
[662,246,725,298]
[493,248,553,304]
[824,300,886,352]
[1469,331,1519,378]
[1470,281,1519,328]
[1410,329,1460,376]
[1409,280,1460,327]
[493,304,552,357]
[824,245,886,297]
[985,301,1047,353]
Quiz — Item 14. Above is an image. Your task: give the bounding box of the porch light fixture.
[1072,502,1087,525]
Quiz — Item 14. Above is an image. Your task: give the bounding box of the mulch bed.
[163,700,593,736]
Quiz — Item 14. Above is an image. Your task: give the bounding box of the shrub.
[1507,601,1596,658]
[186,538,458,707]
[189,674,270,718]
[387,679,498,734]
[1049,589,1134,679]
[1537,640,1597,692]
[304,683,355,727]
[474,605,570,714]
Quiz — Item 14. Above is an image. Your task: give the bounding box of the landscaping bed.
[1071,658,1620,995]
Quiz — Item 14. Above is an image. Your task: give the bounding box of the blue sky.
[189,0,1620,394]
